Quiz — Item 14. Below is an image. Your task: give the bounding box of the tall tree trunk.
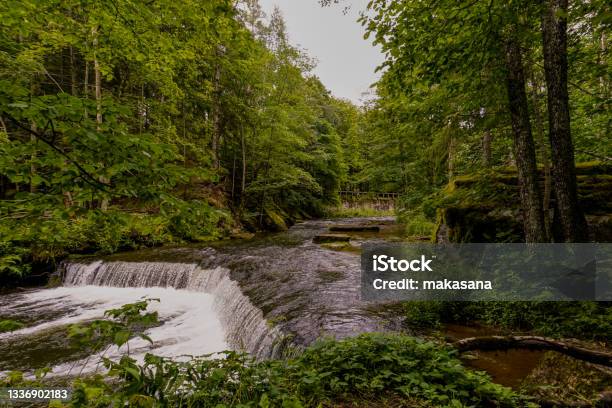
[30,125,37,194]
[93,26,109,211]
[94,48,102,126]
[541,0,589,242]
[64,46,78,208]
[83,60,89,119]
[211,62,221,170]
[599,31,606,90]
[241,124,247,197]
[530,72,552,242]
[29,81,38,194]
[482,130,492,168]
[70,46,77,97]
[504,35,546,243]
[447,132,455,179]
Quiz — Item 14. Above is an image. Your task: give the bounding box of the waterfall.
[62,260,287,359]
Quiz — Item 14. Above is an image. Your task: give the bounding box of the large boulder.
[433,162,612,243]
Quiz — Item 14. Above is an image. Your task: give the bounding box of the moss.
[522,353,612,405]
[574,161,612,175]
[0,319,24,333]
[320,242,361,253]
[432,162,612,243]
[264,207,289,231]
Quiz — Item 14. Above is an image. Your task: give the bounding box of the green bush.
[164,200,229,242]
[401,211,435,237]
[1,301,531,407]
[402,301,611,341]
[0,241,31,278]
[70,334,525,407]
[0,202,231,287]
[473,301,612,340]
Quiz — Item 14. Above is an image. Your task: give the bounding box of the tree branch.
[454,335,612,367]
[5,114,111,191]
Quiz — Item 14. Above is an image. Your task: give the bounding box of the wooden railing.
[339,191,400,201]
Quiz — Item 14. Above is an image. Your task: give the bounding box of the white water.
[62,261,285,359]
[0,260,283,375]
[0,286,227,375]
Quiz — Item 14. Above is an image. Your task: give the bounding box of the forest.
[0,0,359,282]
[0,0,610,407]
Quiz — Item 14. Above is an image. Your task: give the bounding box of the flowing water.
[0,217,544,388]
[0,218,402,375]
[0,286,227,375]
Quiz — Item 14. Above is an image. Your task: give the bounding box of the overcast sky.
[257,0,383,105]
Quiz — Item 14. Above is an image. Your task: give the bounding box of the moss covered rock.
[434,162,612,243]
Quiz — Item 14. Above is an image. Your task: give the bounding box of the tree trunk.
[211,63,221,170]
[231,150,236,200]
[541,0,589,242]
[30,125,37,194]
[482,130,492,168]
[70,46,77,97]
[241,124,246,196]
[94,48,102,126]
[447,134,455,179]
[504,36,546,243]
[30,80,38,194]
[454,335,612,367]
[599,31,606,90]
[93,26,109,211]
[83,60,89,119]
[530,72,552,242]
[64,46,78,208]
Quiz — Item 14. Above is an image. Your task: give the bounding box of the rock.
[414,236,432,242]
[329,225,380,232]
[230,231,255,240]
[433,162,612,243]
[313,234,351,244]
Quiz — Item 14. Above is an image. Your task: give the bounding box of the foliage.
[403,301,612,341]
[70,333,526,407]
[322,206,394,219]
[0,300,529,407]
[0,0,356,285]
[0,319,24,333]
[401,211,435,238]
[0,206,232,286]
[332,0,611,237]
[468,301,612,340]
[68,298,160,355]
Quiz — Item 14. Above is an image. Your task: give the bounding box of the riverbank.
[1,217,610,407]
[0,204,239,289]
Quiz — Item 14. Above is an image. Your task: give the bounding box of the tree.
[541,0,589,242]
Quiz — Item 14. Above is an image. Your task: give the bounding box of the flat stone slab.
[329,225,380,232]
[313,234,351,244]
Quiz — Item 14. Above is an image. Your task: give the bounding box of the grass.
[323,205,395,218]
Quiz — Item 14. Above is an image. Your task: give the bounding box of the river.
[0,218,404,375]
[0,217,543,387]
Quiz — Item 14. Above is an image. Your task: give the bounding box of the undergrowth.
[1,301,530,408]
[323,206,394,218]
[403,301,612,341]
[0,201,231,287]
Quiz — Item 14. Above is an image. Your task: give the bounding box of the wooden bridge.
[339,191,400,200]
[339,191,399,211]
